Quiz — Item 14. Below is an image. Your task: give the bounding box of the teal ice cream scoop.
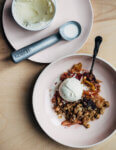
[11,21,81,63]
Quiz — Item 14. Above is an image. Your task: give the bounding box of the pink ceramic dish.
[33,54,116,148]
[3,0,93,63]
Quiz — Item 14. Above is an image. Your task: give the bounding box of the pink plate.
[3,0,93,63]
[33,54,116,148]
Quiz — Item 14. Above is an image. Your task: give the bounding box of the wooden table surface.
[0,0,116,150]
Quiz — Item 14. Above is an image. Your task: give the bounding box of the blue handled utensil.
[11,21,81,63]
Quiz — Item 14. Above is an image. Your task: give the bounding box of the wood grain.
[0,0,116,150]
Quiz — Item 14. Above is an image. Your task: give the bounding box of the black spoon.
[90,36,103,74]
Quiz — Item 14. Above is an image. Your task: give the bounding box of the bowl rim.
[32,53,116,148]
[11,0,57,31]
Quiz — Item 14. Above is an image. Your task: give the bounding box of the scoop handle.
[11,33,61,63]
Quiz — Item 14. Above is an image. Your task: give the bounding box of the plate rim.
[32,53,116,148]
[2,0,93,63]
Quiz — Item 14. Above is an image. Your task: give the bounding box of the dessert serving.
[51,63,110,128]
[32,53,115,148]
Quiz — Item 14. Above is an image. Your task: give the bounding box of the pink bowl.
[32,54,116,148]
[3,0,93,63]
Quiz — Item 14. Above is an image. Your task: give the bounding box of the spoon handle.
[90,36,103,74]
[11,33,61,63]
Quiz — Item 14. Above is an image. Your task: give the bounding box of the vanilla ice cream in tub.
[12,0,56,31]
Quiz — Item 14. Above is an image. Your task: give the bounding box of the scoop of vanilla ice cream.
[59,78,85,102]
